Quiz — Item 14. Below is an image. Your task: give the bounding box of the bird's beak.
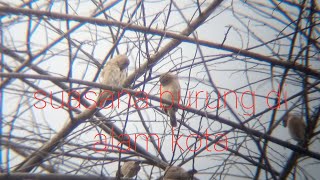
[135,160,142,165]
[282,114,288,127]
[187,169,198,174]
[120,62,130,70]
[282,119,287,127]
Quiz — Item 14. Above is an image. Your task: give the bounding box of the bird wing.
[121,161,139,178]
[120,69,127,86]
[100,62,122,87]
[162,84,180,109]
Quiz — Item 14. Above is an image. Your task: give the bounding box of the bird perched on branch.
[159,73,181,127]
[98,54,129,106]
[117,161,141,178]
[163,166,198,180]
[283,113,306,143]
[100,54,130,87]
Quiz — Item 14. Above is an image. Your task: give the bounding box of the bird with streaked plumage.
[159,73,181,127]
[98,54,129,107]
[162,166,198,180]
[117,161,141,178]
[100,54,130,87]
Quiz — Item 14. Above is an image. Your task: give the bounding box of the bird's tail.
[169,109,177,127]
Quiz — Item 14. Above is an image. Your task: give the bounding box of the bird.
[283,113,306,143]
[159,73,181,127]
[117,161,141,178]
[98,54,129,106]
[100,54,130,87]
[163,166,198,180]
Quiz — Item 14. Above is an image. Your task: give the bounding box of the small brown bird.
[118,161,141,178]
[100,54,130,87]
[98,54,129,106]
[159,73,181,127]
[283,113,306,143]
[163,166,198,180]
